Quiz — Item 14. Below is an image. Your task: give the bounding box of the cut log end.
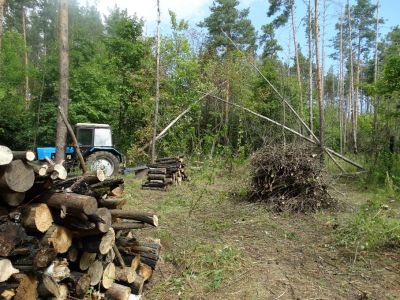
[102,262,116,289]
[79,252,97,271]
[12,151,36,162]
[104,283,131,300]
[0,160,35,193]
[42,225,72,254]
[0,146,13,166]
[23,203,53,233]
[0,259,19,282]
[88,260,103,286]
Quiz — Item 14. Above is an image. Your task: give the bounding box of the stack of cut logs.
[142,156,188,191]
[0,146,161,300]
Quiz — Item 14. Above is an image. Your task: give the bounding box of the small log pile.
[142,156,188,191]
[249,143,335,212]
[0,146,161,299]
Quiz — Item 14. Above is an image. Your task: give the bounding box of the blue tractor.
[36,123,123,177]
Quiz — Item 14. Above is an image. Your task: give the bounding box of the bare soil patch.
[124,165,400,299]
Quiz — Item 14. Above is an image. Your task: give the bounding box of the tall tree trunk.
[372,0,380,154]
[290,6,303,124]
[0,0,4,51]
[314,0,324,164]
[339,14,345,154]
[55,0,69,164]
[373,0,379,85]
[348,2,356,153]
[355,32,361,150]
[22,7,30,109]
[307,0,313,135]
[151,0,161,163]
[321,0,326,105]
[224,77,230,143]
[287,27,291,77]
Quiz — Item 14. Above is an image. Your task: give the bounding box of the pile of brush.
[0,145,161,300]
[249,143,335,212]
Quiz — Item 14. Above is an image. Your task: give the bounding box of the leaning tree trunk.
[314,0,324,165]
[55,0,69,164]
[291,6,304,128]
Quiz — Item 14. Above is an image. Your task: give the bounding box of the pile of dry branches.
[249,143,335,212]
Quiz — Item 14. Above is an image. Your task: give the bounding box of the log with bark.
[142,156,188,189]
[12,151,35,162]
[22,203,53,233]
[38,191,98,215]
[0,150,161,297]
[110,209,158,227]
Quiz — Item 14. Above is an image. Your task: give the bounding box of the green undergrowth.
[323,152,400,251]
[335,187,400,250]
[123,157,400,298]
[123,158,253,298]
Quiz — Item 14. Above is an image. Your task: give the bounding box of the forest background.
[0,0,399,190]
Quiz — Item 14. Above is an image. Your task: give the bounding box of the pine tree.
[199,0,256,55]
[55,0,69,163]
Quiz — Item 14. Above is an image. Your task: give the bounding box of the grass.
[335,187,400,250]
[124,159,400,299]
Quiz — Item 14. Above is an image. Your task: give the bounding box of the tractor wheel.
[87,151,120,177]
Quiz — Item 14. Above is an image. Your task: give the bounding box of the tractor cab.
[36,123,123,177]
[76,123,113,149]
[75,123,123,177]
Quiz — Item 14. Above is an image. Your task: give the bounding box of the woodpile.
[0,146,161,299]
[249,143,335,212]
[142,156,188,191]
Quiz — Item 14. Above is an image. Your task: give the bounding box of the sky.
[82,0,399,70]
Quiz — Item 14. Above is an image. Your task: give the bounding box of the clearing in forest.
[124,161,400,300]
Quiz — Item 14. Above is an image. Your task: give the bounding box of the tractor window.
[94,128,112,146]
[77,128,93,146]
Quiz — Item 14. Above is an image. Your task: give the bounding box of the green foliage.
[267,0,293,28]
[337,193,400,250]
[260,24,282,59]
[199,0,256,55]
[0,31,33,148]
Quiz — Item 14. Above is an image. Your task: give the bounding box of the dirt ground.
[124,164,400,300]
